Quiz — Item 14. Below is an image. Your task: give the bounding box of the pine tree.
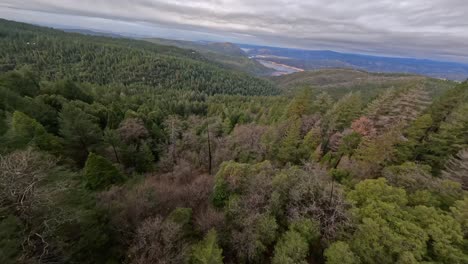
[421,103,468,174]
[272,219,320,264]
[277,118,303,164]
[325,92,363,132]
[365,88,397,122]
[312,92,333,115]
[286,88,312,118]
[4,111,62,153]
[84,153,125,190]
[394,114,433,163]
[365,86,431,134]
[59,103,102,164]
[324,241,359,264]
[190,230,223,264]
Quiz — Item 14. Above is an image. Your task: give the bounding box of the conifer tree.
[84,153,125,190]
[190,230,223,264]
[4,111,62,153]
[325,92,363,132]
[59,103,102,164]
[277,118,303,164]
[421,103,468,174]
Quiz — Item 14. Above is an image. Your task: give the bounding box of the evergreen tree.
[277,118,303,164]
[4,111,62,153]
[83,153,125,190]
[312,92,333,115]
[272,219,320,264]
[59,103,102,164]
[421,103,468,174]
[286,88,312,118]
[325,92,363,132]
[190,230,223,264]
[324,241,359,264]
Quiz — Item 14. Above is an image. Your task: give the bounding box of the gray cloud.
[1,0,468,63]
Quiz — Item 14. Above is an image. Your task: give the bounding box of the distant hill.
[272,68,456,100]
[146,38,273,76]
[0,19,278,96]
[62,28,125,38]
[240,44,468,81]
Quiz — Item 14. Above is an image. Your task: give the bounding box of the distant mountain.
[239,44,468,81]
[61,28,125,38]
[146,38,273,76]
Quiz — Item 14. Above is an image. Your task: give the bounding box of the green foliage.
[272,230,309,264]
[330,168,351,184]
[395,114,433,163]
[190,230,223,264]
[3,111,62,153]
[420,102,468,174]
[337,132,362,157]
[289,218,320,244]
[272,218,320,264]
[277,118,303,164]
[325,241,360,264]
[59,103,102,164]
[286,88,313,118]
[0,19,278,96]
[312,92,333,115]
[343,178,468,264]
[325,92,363,132]
[168,207,193,226]
[83,153,125,190]
[0,69,39,97]
[300,127,322,160]
[0,215,22,263]
[0,18,467,264]
[51,79,93,103]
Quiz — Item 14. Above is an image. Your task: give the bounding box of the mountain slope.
[273,68,456,99]
[0,19,278,96]
[146,38,273,76]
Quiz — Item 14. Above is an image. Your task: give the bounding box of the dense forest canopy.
[0,19,467,264]
[0,19,277,96]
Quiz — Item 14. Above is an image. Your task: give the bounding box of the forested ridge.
[0,19,277,96]
[1,19,468,264]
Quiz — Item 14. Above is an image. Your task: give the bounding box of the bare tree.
[443,149,468,190]
[0,149,55,217]
[127,216,190,264]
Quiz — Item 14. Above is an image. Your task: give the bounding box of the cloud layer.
[2,0,468,62]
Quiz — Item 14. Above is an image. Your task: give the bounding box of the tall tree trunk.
[207,124,212,176]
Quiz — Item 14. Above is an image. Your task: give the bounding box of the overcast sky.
[1,0,468,63]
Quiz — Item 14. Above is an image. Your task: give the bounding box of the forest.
[1,19,468,264]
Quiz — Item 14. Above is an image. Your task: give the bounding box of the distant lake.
[256,59,303,76]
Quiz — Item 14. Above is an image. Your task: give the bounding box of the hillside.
[272,68,456,99]
[0,19,278,96]
[146,38,273,76]
[1,19,467,264]
[240,44,468,81]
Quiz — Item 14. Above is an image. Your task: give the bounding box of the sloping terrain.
[273,68,456,99]
[0,19,278,96]
[146,38,273,76]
